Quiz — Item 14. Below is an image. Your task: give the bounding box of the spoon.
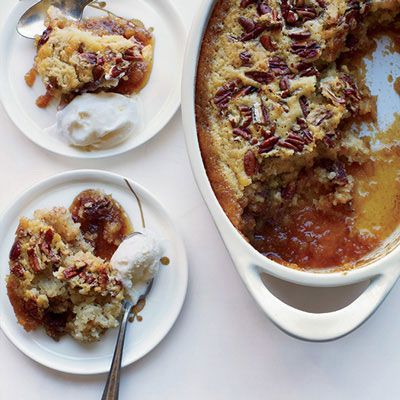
[102,232,155,400]
[17,0,93,39]
[101,280,154,400]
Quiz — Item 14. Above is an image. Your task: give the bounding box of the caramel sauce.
[160,256,170,266]
[250,29,400,270]
[129,298,145,323]
[24,68,37,87]
[394,77,400,95]
[70,189,132,261]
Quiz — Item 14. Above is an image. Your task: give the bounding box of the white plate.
[0,170,188,374]
[0,0,185,158]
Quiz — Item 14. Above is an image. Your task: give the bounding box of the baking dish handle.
[243,265,398,341]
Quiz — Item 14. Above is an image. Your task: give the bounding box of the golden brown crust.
[196,0,244,229]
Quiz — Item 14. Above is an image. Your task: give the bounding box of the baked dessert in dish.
[196,0,400,269]
[27,6,154,108]
[6,190,131,342]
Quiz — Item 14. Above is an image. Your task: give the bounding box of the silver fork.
[101,278,154,400]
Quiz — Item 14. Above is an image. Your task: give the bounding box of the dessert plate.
[0,170,188,374]
[0,0,185,158]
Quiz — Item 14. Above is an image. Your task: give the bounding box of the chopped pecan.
[27,247,41,273]
[233,127,252,140]
[238,16,256,32]
[240,0,257,7]
[295,5,318,21]
[299,95,309,117]
[244,150,258,176]
[257,3,272,15]
[10,262,24,278]
[63,267,80,280]
[310,110,333,126]
[214,80,241,108]
[260,34,276,51]
[37,27,52,47]
[241,24,266,41]
[9,241,21,261]
[245,70,274,84]
[269,56,290,75]
[259,136,279,153]
[291,41,320,59]
[296,61,319,77]
[288,30,311,40]
[239,51,252,66]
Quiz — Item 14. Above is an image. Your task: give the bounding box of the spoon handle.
[101,301,132,400]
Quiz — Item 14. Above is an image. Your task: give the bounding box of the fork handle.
[101,301,132,400]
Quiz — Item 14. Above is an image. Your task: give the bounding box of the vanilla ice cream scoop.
[57,92,139,149]
[111,229,164,303]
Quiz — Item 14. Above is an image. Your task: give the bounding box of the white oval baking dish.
[181,0,400,341]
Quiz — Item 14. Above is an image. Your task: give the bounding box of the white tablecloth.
[1,1,399,399]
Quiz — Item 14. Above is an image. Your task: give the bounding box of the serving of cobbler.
[6,189,132,342]
[196,0,400,270]
[25,5,154,108]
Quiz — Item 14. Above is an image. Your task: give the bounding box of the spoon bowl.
[17,0,93,39]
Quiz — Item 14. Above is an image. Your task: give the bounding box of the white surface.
[0,170,187,374]
[1,0,400,399]
[0,0,185,158]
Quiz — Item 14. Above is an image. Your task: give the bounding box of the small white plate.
[0,0,185,158]
[0,170,188,374]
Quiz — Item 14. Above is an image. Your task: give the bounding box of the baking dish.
[181,0,400,341]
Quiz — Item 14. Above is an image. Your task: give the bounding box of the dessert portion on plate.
[6,189,164,342]
[196,0,400,270]
[25,5,154,149]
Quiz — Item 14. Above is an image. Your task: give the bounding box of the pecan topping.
[299,95,309,117]
[9,241,21,261]
[244,150,258,176]
[257,3,272,15]
[310,110,333,126]
[245,70,274,84]
[37,27,52,47]
[27,247,41,273]
[63,267,80,280]
[11,263,24,278]
[259,136,279,153]
[269,57,290,75]
[238,16,256,32]
[260,34,276,51]
[288,30,311,40]
[241,24,266,41]
[240,0,257,7]
[291,41,321,59]
[214,80,240,109]
[233,127,252,140]
[239,51,252,66]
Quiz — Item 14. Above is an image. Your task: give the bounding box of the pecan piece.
[10,262,25,278]
[238,16,256,32]
[259,136,279,153]
[245,71,274,84]
[257,3,272,15]
[260,34,276,51]
[63,267,80,280]
[214,80,240,109]
[233,128,252,140]
[269,56,290,75]
[27,247,41,273]
[299,95,309,117]
[241,24,266,41]
[244,150,258,176]
[9,241,21,261]
[37,27,52,47]
[239,51,252,66]
[240,0,257,7]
